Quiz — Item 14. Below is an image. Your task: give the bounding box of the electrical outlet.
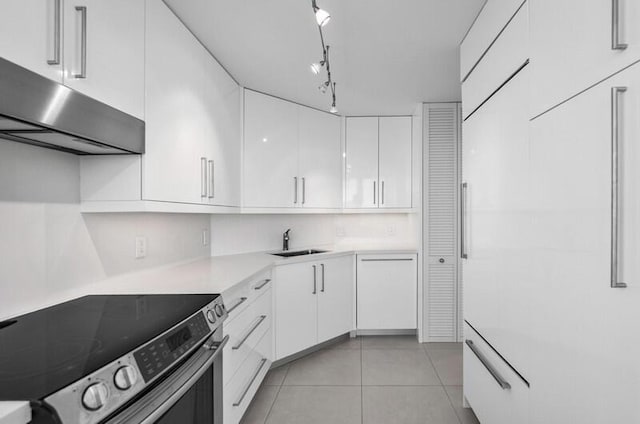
[202,229,209,247]
[135,236,147,259]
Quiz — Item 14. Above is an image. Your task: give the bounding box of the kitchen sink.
[271,249,328,258]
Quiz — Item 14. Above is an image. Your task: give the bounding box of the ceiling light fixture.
[312,0,331,27]
[308,2,338,114]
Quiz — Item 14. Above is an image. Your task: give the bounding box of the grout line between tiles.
[360,337,364,424]
[422,343,445,387]
[443,386,465,424]
[262,365,291,424]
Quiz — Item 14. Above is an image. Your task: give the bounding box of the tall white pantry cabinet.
[461,1,640,423]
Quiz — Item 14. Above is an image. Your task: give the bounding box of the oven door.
[105,330,228,424]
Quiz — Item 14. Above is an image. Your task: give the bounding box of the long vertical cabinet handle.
[460,182,468,259]
[293,177,298,204]
[312,265,317,294]
[47,0,62,65]
[612,0,628,50]
[373,181,376,205]
[200,157,207,198]
[381,181,385,205]
[302,177,306,205]
[611,87,628,288]
[73,6,88,78]
[208,160,214,199]
[320,264,325,292]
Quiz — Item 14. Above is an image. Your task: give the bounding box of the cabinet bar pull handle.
[611,87,628,288]
[254,279,271,290]
[233,358,268,407]
[227,297,248,314]
[373,181,376,205]
[294,177,298,204]
[321,264,325,292]
[612,0,628,50]
[312,265,317,294]
[465,340,511,390]
[200,157,207,198]
[232,315,267,350]
[208,160,214,198]
[73,6,88,78]
[302,177,306,205]
[381,181,385,205]
[460,182,468,259]
[360,258,414,262]
[48,0,62,65]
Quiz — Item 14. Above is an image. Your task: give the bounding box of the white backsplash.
[210,213,419,256]
[0,141,210,320]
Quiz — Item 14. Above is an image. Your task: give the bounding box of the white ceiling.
[165,0,484,116]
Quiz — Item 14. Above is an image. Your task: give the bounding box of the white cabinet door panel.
[143,0,205,204]
[0,0,63,82]
[379,116,412,208]
[357,254,417,330]
[275,262,318,359]
[528,62,640,424]
[345,117,379,208]
[530,0,640,117]
[63,0,144,119]
[462,66,532,378]
[298,107,342,209]
[317,256,354,343]
[243,91,298,208]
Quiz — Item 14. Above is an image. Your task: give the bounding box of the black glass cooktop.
[0,294,218,401]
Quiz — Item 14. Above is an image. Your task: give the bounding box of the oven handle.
[105,334,229,424]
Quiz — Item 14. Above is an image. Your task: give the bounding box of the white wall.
[0,141,210,320]
[210,213,419,256]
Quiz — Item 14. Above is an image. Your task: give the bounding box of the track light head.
[310,61,324,75]
[330,104,338,114]
[312,0,331,27]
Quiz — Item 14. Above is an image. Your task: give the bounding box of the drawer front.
[463,323,529,424]
[224,330,272,424]
[462,2,528,119]
[223,271,272,325]
[223,288,272,385]
[461,0,525,81]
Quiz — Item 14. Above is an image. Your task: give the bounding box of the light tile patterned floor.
[239,336,480,424]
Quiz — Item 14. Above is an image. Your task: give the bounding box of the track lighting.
[310,61,324,75]
[312,0,331,27]
[309,1,338,113]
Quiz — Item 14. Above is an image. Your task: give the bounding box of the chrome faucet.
[283,229,291,251]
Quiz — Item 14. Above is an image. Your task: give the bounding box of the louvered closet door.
[423,103,461,342]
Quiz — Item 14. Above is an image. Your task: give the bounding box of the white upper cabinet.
[143,0,208,204]
[298,107,342,209]
[378,116,412,208]
[0,0,64,82]
[62,0,145,119]
[243,90,343,210]
[528,61,640,424]
[345,117,379,208]
[243,90,299,208]
[345,116,412,209]
[0,0,144,119]
[530,0,640,117]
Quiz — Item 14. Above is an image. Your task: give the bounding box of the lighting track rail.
[310,0,338,113]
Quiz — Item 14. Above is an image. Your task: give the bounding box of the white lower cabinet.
[463,323,529,424]
[222,272,273,424]
[274,255,354,360]
[356,254,417,330]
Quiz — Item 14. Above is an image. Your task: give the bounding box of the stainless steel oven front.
[105,329,228,424]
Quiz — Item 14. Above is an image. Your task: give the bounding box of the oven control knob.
[206,310,216,324]
[214,303,225,317]
[114,365,138,391]
[82,382,109,411]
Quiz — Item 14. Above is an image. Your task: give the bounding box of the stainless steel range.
[0,294,228,424]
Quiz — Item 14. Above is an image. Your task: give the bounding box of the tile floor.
[239,336,480,424]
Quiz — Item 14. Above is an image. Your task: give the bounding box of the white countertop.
[87,246,418,296]
[0,402,30,424]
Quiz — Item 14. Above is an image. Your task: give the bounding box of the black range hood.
[0,57,144,155]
